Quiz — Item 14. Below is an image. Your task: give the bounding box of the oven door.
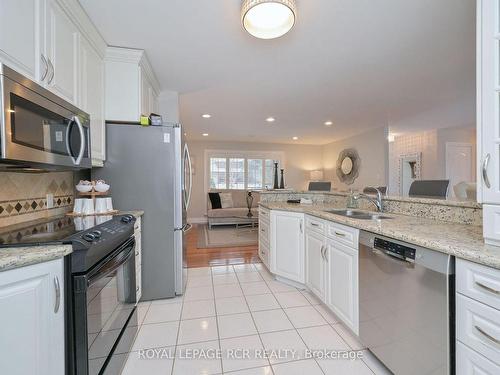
[1,74,91,169]
[72,238,137,375]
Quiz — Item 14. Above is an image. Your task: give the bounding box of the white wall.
[187,140,323,220]
[387,126,476,194]
[322,127,389,192]
[158,90,180,123]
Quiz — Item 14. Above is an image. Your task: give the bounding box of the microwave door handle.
[65,119,77,164]
[73,116,86,165]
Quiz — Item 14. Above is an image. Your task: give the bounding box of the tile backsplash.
[0,171,74,227]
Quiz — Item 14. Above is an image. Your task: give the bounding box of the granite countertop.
[258,190,480,208]
[113,210,144,217]
[0,244,72,273]
[260,202,500,269]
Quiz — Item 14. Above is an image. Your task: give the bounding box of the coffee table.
[231,213,259,232]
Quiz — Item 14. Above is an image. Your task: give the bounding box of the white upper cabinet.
[0,0,44,81]
[105,47,160,122]
[79,35,105,164]
[478,0,500,245]
[0,259,65,375]
[270,210,305,283]
[44,0,79,104]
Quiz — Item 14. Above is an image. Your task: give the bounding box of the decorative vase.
[273,162,279,189]
[280,169,285,189]
[246,191,254,217]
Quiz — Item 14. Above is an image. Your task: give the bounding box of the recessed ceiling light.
[202,133,209,137]
[324,121,333,126]
[292,136,298,140]
[266,117,275,123]
[241,0,297,40]
[202,114,211,118]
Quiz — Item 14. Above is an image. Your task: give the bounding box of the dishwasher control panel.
[374,237,416,262]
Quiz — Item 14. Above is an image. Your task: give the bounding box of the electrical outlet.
[46,194,54,209]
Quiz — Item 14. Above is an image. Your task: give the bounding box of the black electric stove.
[0,214,139,375]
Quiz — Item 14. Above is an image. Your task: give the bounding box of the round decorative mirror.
[336,148,361,185]
[341,157,353,175]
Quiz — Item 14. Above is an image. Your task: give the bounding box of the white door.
[270,211,305,283]
[0,0,44,81]
[45,0,79,104]
[479,0,500,204]
[0,259,64,375]
[80,36,105,164]
[446,142,474,198]
[305,230,326,301]
[326,240,359,335]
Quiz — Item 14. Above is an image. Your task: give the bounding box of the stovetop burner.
[0,214,119,247]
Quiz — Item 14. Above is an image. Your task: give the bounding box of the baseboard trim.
[188,217,208,224]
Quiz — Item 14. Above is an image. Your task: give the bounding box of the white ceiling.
[80,0,476,145]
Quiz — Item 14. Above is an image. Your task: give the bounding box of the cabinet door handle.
[334,231,346,237]
[300,220,303,233]
[136,286,140,292]
[323,246,328,261]
[320,245,325,260]
[475,281,500,295]
[482,154,491,189]
[47,59,55,84]
[475,325,500,345]
[40,54,49,81]
[311,222,319,227]
[54,276,61,313]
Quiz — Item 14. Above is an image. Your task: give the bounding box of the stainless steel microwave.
[0,64,91,169]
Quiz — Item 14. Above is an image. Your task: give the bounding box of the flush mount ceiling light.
[324,121,333,126]
[266,117,276,122]
[241,0,297,40]
[202,133,209,137]
[202,114,211,118]
[292,136,298,140]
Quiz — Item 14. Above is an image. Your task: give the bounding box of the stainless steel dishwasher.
[359,231,455,375]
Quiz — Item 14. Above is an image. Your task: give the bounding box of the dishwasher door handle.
[475,325,500,345]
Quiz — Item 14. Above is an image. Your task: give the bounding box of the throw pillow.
[208,192,222,209]
[219,192,234,209]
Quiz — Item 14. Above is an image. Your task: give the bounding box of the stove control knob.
[92,230,102,238]
[121,215,132,223]
[82,233,96,242]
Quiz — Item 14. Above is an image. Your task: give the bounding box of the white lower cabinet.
[270,210,305,283]
[0,258,65,375]
[457,342,500,375]
[326,239,359,335]
[457,258,500,372]
[305,229,326,301]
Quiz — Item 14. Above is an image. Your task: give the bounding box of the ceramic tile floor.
[104,263,392,375]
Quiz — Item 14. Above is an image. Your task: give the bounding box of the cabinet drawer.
[306,215,325,235]
[326,222,359,248]
[259,207,270,222]
[457,293,500,366]
[457,259,500,311]
[457,342,500,375]
[259,220,270,245]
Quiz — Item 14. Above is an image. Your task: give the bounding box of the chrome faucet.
[353,188,384,212]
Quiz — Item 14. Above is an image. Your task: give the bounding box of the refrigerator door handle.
[184,144,193,210]
[175,223,192,232]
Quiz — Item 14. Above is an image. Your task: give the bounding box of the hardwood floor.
[186,224,261,268]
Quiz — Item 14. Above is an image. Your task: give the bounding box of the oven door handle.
[87,240,135,286]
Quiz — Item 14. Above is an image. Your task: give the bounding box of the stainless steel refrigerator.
[94,122,192,299]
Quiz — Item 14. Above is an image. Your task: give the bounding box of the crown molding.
[105,46,145,64]
[138,52,161,94]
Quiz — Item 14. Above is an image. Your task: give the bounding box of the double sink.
[324,209,392,220]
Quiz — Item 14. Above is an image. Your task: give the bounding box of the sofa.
[207,190,260,229]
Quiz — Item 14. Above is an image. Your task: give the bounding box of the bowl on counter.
[94,183,110,193]
[76,184,93,193]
